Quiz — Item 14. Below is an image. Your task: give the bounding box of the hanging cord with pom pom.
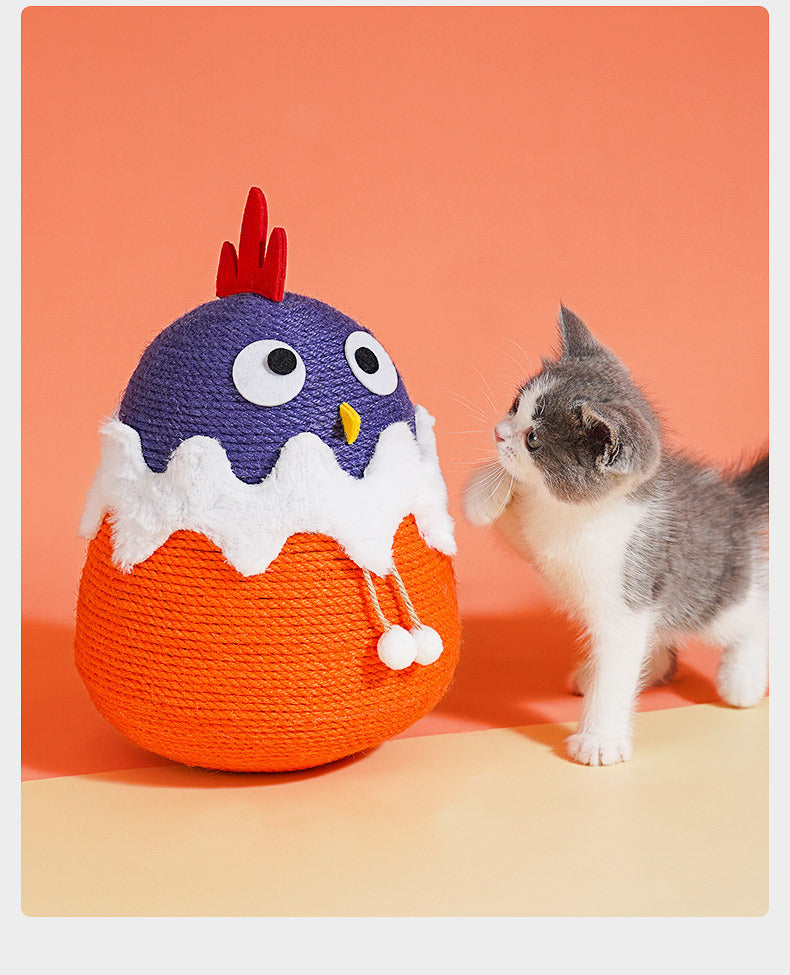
[361,564,444,670]
[361,567,391,634]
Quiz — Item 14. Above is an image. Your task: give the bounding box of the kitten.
[464,306,768,765]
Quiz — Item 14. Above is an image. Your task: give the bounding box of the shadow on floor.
[407,608,721,740]
[21,618,371,787]
[22,611,721,782]
[21,619,171,781]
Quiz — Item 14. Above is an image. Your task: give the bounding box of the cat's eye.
[526,427,541,451]
[232,340,306,406]
[344,331,398,396]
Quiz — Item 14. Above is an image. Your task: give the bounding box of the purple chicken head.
[118,190,415,483]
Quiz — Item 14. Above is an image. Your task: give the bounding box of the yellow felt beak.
[339,402,362,445]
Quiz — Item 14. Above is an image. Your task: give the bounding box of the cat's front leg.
[569,640,674,696]
[566,611,653,766]
[463,463,514,527]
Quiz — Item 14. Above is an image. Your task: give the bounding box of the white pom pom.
[377,626,417,670]
[411,625,443,665]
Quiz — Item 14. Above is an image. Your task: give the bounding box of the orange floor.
[21,612,767,915]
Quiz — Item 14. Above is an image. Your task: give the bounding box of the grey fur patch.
[734,454,769,515]
[624,456,760,627]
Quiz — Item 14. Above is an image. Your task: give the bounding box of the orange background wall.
[22,6,767,625]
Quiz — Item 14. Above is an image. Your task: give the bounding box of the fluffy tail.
[734,453,769,517]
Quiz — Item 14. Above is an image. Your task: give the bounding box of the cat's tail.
[734,453,769,517]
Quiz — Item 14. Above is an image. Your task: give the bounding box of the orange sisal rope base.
[74,516,461,772]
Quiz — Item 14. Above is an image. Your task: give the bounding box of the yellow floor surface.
[21,700,767,916]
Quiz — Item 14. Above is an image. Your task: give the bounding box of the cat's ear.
[558,305,599,358]
[580,401,662,478]
[579,402,631,473]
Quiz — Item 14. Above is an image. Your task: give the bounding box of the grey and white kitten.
[464,307,768,765]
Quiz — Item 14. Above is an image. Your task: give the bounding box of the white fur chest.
[497,485,645,617]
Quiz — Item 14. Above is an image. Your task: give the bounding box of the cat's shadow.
[428,609,722,758]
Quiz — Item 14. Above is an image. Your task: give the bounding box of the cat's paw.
[463,465,512,527]
[716,663,767,709]
[566,731,632,766]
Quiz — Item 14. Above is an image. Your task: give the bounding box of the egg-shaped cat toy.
[75,188,460,772]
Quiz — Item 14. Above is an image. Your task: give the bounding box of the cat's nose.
[494,423,506,443]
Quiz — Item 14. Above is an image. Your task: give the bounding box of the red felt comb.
[216,187,287,302]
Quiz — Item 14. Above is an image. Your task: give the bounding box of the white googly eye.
[232,340,306,407]
[344,331,398,396]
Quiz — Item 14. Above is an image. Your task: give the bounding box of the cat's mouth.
[497,441,520,473]
[497,436,542,488]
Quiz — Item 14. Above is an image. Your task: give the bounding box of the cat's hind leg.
[567,661,590,696]
[642,640,678,687]
[709,584,768,709]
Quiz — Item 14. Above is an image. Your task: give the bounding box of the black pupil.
[267,347,297,375]
[354,346,379,374]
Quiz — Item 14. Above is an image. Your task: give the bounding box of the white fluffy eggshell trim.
[79,405,456,576]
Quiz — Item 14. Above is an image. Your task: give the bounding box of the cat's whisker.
[503,336,535,376]
[462,463,504,486]
[445,391,493,425]
[476,466,509,511]
[469,478,502,511]
[490,472,514,522]
[465,363,501,419]
[444,437,493,450]
[502,348,528,373]
[459,462,504,488]
[449,402,490,424]
[446,429,496,437]
[475,462,505,481]
[496,373,526,396]
[447,450,499,465]
[443,384,491,410]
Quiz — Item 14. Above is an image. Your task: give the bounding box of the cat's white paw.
[463,465,512,527]
[716,663,767,709]
[566,731,632,766]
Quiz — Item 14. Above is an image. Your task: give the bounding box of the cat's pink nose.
[494,426,505,443]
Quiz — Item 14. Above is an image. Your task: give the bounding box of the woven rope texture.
[75,515,461,772]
